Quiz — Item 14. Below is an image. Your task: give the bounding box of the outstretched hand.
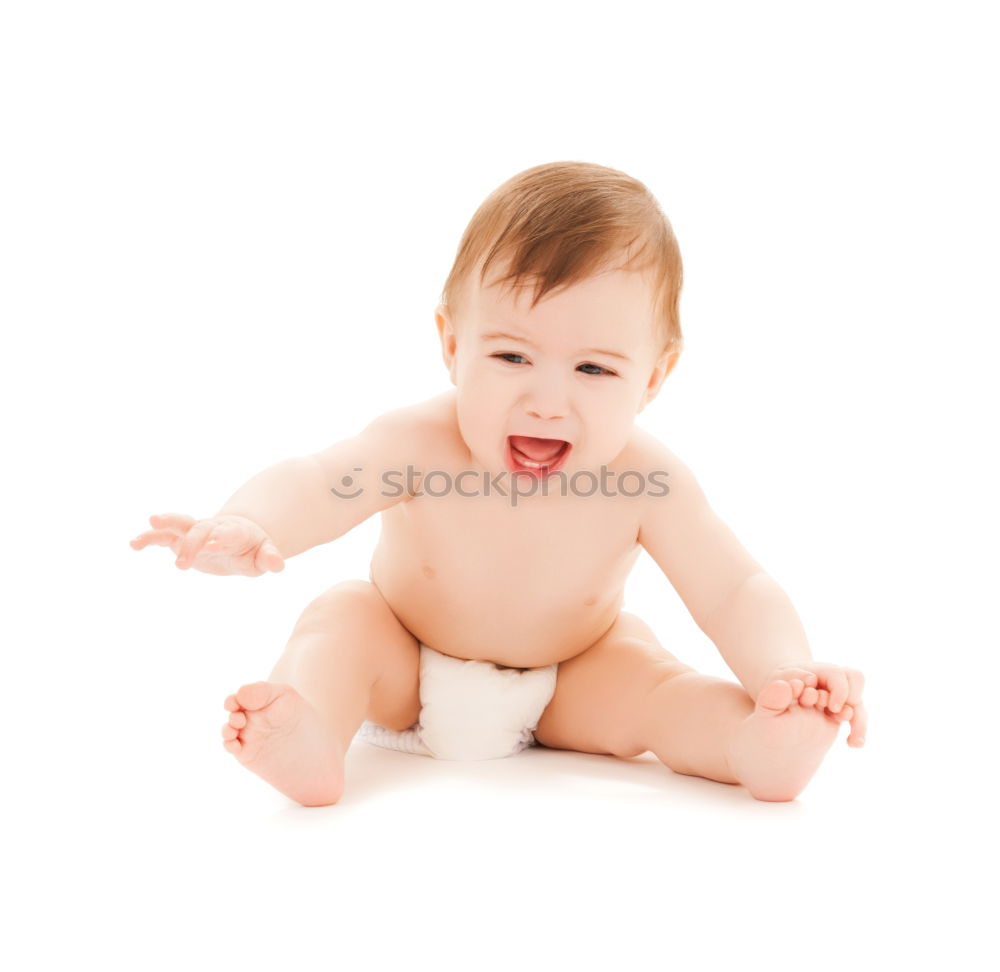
[763,662,867,747]
[130,512,285,576]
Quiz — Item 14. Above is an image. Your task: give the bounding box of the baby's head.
[436,161,684,479]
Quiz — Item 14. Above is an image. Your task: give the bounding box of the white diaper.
[357,643,558,761]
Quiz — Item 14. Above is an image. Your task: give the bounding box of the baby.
[131,161,866,806]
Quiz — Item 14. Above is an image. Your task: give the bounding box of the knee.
[314,579,377,608]
[297,579,379,630]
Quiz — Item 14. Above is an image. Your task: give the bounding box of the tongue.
[510,436,566,461]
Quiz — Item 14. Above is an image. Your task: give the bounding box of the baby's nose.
[527,406,565,421]
[523,377,569,421]
[525,389,569,420]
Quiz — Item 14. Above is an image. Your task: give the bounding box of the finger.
[847,700,868,747]
[826,668,851,714]
[267,542,285,572]
[835,703,854,725]
[845,668,866,709]
[130,529,178,549]
[251,548,272,574]
[150,512,197,530]
[254,540,285,574]
[175,520,219,568]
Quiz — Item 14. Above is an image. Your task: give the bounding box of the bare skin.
[725,680,841,803]
[221,682,345,808]
[133,266,866,806]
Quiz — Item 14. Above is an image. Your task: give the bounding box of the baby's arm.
[132,409,416,573]
[215,409,417,558]
[636,436,813,700]
[638,439,867,745]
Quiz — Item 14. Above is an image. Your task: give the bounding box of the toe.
[228,711,247,729]
[224,694,240,712]
[756,679,794,715]
[235,681,280,711]
[222,724,239,741]
[223,738,242,754]
[800,686,818,707]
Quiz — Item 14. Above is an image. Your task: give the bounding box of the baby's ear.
[639,347,681,411]
[435,304,459,384]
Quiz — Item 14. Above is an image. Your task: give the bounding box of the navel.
[583,593,598,606]
[421,562,436,579]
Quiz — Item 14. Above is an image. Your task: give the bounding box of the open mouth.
[505,435,572,476]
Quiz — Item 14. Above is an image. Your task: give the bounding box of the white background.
[3,1,997,968]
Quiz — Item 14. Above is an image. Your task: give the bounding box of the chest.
[383,476,641,576]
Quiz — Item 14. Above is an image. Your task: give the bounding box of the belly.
[369,527,639,668]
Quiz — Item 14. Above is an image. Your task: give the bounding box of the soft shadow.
[267,739,806,824]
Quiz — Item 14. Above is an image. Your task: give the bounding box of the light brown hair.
[440,161,683,354]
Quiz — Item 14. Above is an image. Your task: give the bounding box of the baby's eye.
[491,353,615,377]
[578,363,616,377]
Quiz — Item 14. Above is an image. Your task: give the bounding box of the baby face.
[436,267,678,478]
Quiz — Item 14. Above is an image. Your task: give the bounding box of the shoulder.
[618,425,687,480]
[618,426,703,515]
[361,389,459,452]
[353,390,462,501]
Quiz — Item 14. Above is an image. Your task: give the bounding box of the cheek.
[455,382,500,444]
[459,365,515,411]
[581,387,640,442]
[587,382,639,418]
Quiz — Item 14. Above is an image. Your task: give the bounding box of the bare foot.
[221,682,345,807]
[725,679,840,802]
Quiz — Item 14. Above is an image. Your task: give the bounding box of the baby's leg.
[534,612,840,802]
[642,673,840,801]
[221,580,421,806]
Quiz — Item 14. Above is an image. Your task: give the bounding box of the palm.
[130,513,285,576]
